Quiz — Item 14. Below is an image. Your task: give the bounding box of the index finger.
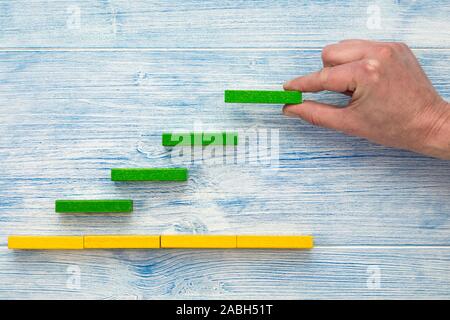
[284,61,361,93]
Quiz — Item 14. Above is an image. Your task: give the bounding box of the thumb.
[283,100,352,132]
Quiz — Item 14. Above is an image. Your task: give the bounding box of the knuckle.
[359,59,381,82]
[376,42,410,59]
[321,45,334,61]
[375,44,394,60]
[319,67,331,86]
[307,111,324,127]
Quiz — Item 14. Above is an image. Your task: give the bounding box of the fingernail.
[283,80,292,89]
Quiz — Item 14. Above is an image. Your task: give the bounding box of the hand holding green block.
[224,90,302,104]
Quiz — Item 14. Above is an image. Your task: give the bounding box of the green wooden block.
[162,132,238,146]
[224,90,302,104]
[55,200,133,213]
[111,168,188,181]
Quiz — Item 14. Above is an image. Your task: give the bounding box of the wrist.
[420,99,450,159]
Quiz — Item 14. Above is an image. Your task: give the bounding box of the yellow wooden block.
[8,236,84,250]
[161,235,237,248]
[236,235,314,249]
[84,235,160,249]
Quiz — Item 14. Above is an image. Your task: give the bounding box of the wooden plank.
[0,50,447,107]
[0,50,449,246]
[0,247,448,299]
[0,1,449,48]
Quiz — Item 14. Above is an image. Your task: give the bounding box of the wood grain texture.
[0,247,448,299]
[0,50,449,248]
[0,0,449,48]
[1,0,450,299]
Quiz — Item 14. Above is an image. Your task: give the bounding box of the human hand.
[283,40,450,159]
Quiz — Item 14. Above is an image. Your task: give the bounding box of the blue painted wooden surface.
[0,0,449,299]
